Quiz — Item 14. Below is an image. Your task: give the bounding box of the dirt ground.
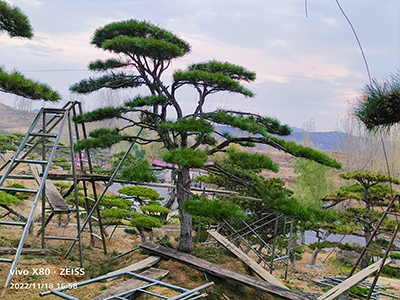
[1,222,400,300]
[1,153,400,299]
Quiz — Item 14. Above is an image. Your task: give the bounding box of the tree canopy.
[71,19,341,253]
[354,72,400,131]
[323,170,399,267]
[0,0,60,101]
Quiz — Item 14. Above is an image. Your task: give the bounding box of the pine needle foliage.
[0,69,60,101]
[0,2,60,101]
[0,0,32,38]
[141,201,170,214]
[324,170,399,266]
[162,148,208,169]
[354,73,400,131]
[181,195,246,222]
[130,213,162,229]
[117,186,162,200]
[0,191,21,206]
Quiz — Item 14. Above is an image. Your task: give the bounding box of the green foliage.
[308,241,337,250]
[155,235,173,248]
[0,0,32,38]
[74,129,124,151]
[389,253,400,259]
[100,208,133,219]
[207,110,290,136]
[381,266,400,278]
[89,58,129,71]
[0,2,60,101]
[224,150,279,173]
[158,118,213,135]
[269,136,341,169]
[193,245,229,264]
[0,68,60,101]
[124,95,170,108]
[0,132,24,153]
[174,61,256,97]
[163,148,208,169]
[141,202,170,214]
[293,158,335,205]
[91,19,190,58]
[124,228,137,235]
[340,170,400,185]
[98,197,132,210]
[52,158,71,170]
[130,213,162,229]
[119,160,156,183]
[354,72,400,131]
[188,60,256,82]
[70,73,142,94]
[74,108,126,124]
[0,191,21,206]
[181,195,246,222]
[118,186,162,200]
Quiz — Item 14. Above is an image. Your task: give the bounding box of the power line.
[19,69,88,72]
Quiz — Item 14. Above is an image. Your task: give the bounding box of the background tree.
[292,158,336,264]
[0,0,60,101]
[71,19,341,253]
[323,170,399,267]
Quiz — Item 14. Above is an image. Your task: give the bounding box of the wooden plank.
[93,268,169,300]
[0,247,61,256]
[207,230,288,289]
[103,256,161,281]
[317,259,391,300]
[30,164,70,213]
[140,242,315,300]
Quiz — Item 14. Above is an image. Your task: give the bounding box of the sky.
[1,0,400,132]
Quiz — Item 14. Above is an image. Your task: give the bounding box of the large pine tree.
[71,19,341,253]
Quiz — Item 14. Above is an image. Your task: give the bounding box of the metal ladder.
[0,101,105,294]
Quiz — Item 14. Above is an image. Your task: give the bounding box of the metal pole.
[77,102,107,253]
[270,215,280,273]
[41,110,46,248]
[2,110,68,294]
[226,214,273,240]
[242,217,282,259]
[285,220,294,280]
[66,128,143,257]
[223,220,270,267]
[72,104,95,247]
[68,113,84,268]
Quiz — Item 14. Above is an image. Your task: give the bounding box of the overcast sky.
[1,0,399,132]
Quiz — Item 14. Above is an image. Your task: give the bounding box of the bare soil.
[1,222,400,300]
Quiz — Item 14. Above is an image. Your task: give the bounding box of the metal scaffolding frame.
[0,101,105,294]
[219,214,294,277]
[40,270,213,300]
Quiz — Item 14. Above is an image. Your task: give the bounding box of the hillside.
[0,103,36,133]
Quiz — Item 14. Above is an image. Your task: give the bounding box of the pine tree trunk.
[361,202,372,268]
[177,168,193,253]
[138,227,147,243]
[310,248,320,265]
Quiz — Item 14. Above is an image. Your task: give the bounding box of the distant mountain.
[214,125,348,151]
[0,103,36,133]
[287,129,348,151]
